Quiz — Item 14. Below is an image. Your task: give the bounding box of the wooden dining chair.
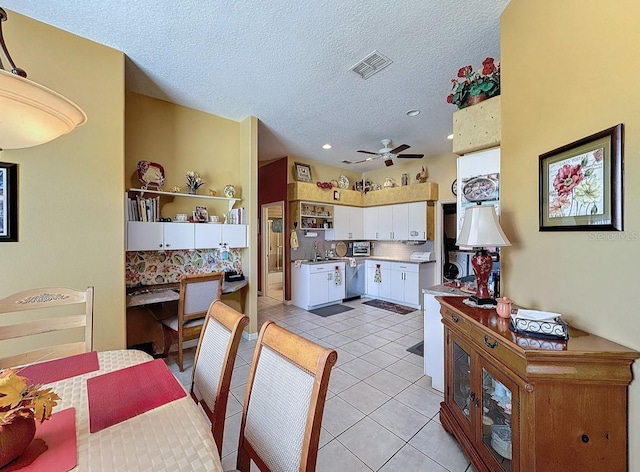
[0,286,94,369]
[234,321,337,472]
[161,272,223,371]
[190,300,249,456]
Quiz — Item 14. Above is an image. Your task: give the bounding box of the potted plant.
[447,57,501,109]
[185,171,205,194]
[0,369,60,467]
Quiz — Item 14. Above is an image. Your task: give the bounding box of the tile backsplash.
[125,248,242,286]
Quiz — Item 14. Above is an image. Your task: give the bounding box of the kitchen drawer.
[391,261,419,273]
[366,260,391,270]
[468,324,526,376]
[441,307,471,335]
[309,262,344,273]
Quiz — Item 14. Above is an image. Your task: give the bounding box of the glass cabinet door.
[452,340,472,422]
[479,364,516,472]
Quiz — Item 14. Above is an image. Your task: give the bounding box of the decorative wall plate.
[338,175,349,189]
[224,185,236,198]
[137,161,165,190]
[462,176,498,202]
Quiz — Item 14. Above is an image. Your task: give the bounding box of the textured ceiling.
[2,0,510,171]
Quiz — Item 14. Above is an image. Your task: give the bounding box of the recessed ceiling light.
[406,109,420,117]
[322,143,332,149]
[447,134,454,140]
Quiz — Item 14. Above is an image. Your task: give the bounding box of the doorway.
[261,202,284,301]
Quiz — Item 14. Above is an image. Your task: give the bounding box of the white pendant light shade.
[0,68,87,150]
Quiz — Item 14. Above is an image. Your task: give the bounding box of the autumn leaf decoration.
[0,369,60,426]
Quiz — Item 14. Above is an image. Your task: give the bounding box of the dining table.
[9,349,223,472]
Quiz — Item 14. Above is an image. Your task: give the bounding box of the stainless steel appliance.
[345,259,366,300]
[351,241,371,256]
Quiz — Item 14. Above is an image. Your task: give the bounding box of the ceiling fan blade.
[397,153,424,159]
[357,150,379,155]
[390,144,410,154]
[342,158,370,164]
[384,159,394,167]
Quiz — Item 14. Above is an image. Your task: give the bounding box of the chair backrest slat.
[0,286,94,369]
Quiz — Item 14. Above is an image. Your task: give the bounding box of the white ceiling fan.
[342,139,424,167]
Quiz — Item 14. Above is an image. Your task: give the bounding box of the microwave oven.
[350,241,371,257]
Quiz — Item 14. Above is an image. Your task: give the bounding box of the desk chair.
[0,286,94,369]
[191,300,248,456]
[161,272,223,371]
[234,321,337,472]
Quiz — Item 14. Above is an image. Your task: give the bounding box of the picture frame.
[333,190,340,201]
[193,206,208,223]
[294,162,312,182]
[0,162,18,242]
[539,124,623,231]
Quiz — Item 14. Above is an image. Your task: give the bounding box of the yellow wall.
[501,1,640,467]
[0,11,126,351]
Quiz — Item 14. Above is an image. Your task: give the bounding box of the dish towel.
[374,264,382,283]
[349,257,357,268]
[290,230,298,249]
[334,266,342,285]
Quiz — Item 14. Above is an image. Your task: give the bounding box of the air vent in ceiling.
[350,50,393,80]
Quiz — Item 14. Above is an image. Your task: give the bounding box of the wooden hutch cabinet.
[436,296,639,472]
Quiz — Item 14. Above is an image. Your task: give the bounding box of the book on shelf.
[126,195,160,222]
[228,207,245,225]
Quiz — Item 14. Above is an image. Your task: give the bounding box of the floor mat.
[362,299,416,315]
[309,304,354,317]
[406,341,424,357]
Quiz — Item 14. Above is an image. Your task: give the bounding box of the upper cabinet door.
[364,207,378,239]
[333,205,351,240]
[349,207,364,239]
[127,221,164,251]
[391,204,409,240]
[194,224,223,249]
[222,224,248,248]
[377,206,393,240]
[407,201,427,240]
[162,223,194,250]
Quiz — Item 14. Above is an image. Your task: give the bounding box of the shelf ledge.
[128,188,241,212]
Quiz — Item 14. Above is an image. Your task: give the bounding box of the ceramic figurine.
[416,166,428,183]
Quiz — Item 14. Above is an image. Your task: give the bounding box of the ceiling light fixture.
[322,143,332,149]
[406,109,420,117]
[447,134,454,140]
[0,8,87,150]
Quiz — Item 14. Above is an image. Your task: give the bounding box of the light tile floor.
[165,295,474,472]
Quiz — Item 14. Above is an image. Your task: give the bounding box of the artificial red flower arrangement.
[447,57,501,109]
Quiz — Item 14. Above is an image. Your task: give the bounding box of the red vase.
[0,416,36,468]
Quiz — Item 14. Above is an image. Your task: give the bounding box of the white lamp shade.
[457,204,511,248]
[0,69,87,150]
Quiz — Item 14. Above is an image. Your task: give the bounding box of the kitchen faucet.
[313,242,320,262]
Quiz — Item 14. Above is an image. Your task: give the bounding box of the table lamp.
[456,204,511,305]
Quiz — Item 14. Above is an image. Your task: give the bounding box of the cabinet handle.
[484,335,498,349]
[159,244,163,248]
[451,314,460,323]
[165,244,170,248]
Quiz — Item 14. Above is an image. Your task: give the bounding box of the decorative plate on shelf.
[224,185,236,198]
[335,241,347,257]
[338,175,349,189]
[137,161,165,190]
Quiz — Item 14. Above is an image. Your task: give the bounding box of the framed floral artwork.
[294,162,312,182]
[539,124,623,231]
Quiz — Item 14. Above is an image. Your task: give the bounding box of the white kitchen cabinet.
[391,204,409,240]
[365,260,391,299]
[390,262,420,307]
[291,262,346,310]
[366,259,435,309]
[407,201,428,240]
[377,206,393,240]
[126,222,194,251]
[194,224,248,249]
[333,206,363,240]
[363,207,378,239]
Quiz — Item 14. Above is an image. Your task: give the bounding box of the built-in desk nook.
[125,279,248,356]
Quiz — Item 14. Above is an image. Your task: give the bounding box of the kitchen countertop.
[294,256,435,265]
[126,279,248,307]
[422,282,468,297]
